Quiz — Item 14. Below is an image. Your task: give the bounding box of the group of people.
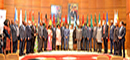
[0,19,126,58]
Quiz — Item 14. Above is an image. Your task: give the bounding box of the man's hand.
[118,36,122,39]
[66,36,68,39]
[102,37,103,40]
[113,40,115,42]
[106,37,108,39]
[87,38,89,40]
[21,38,22,41]
[28,37,29,40]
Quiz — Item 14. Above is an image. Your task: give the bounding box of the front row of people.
[1,19,126,58]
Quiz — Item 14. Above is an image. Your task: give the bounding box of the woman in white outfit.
[69,25,73,50]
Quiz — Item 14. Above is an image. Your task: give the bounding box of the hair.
[121,21,126,26]
[48,25,51,29]
[57,24,60,27]
[4,19,10,26]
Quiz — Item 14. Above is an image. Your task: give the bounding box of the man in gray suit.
[87,23,93,52]
[82,23,88,50]
[10,20,17,53]
[43,25,48,51]
[26,22,32,54]
[114,23,119,55]
[102,20,109,53]
[93,23,97,51]
[76,25,82,50]
[19,21,26,56]
[38,22,44,52]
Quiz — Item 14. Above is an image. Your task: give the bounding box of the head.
[98,23,101,27]
[4,19,10,26]
[40,22,43,26]
[66,24,69,29]
[57,24,60,28]
[84,23,87,26]
[120,21,126,27]
[48,25,51,29]
[88,23,91,27]
[110,20,113,25]
[103,20,106,25]
[53,24,56,28]
[11,20,14,25]
[94,23,96,26]
[115,22,118,27]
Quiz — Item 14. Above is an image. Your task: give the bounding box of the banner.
[0,10,6,34]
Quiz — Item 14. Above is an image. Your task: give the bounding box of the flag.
[60,15,63,26]
[57,15,59,25]
[106,12,109,25]
[19,9,22,26]
[49,15,52,25]
[74,15,76,27]
[65,15,67,24]
[32,11,34,22]
[114,11,119,25]
[14,7,18,22]
[24,10,27,23]
[94,14,97,25]
[38,12,40,25]
[69,15,71,26]
[53,14,55,24]
[40,13,42,22]
[29,11,31,22]
[82,15,84,26]
[90,14,93,27]
[98,13,101,25]
[103,13,105,25]
[86,15,88,26]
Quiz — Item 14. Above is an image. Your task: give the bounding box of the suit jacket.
[10,24,17,42]
[31,25,37,38]
[88,27,93,40]
[19,25,26,40]
[110,25,115,40]
[93,26,97,39]
[60,26,65,38]
[76,28,82,40]
[118,26,126,41]
[43,28,48,40]
[26,25,32,39]
[102,24,109,38]
[82,26,88,38]
[52,27,56,39]
[64,29,70,38]
[38,26,43,38]
[114,27,119,42]
[73,29,76,41]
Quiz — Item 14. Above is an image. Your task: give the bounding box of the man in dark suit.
[19,21,26,56]
[118,21,126,58]
[93,23,97,51]
[82,23,88,50]
[87,23,93,52]
[26,22,32,54]
[10,21,17,53]
[38,22,44,52]
[30,22,37,53]
[52,24,56,50]
[109,21,115,54]
[102,21,109,53]
[43,25,48,51]
[60,23,65,50]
